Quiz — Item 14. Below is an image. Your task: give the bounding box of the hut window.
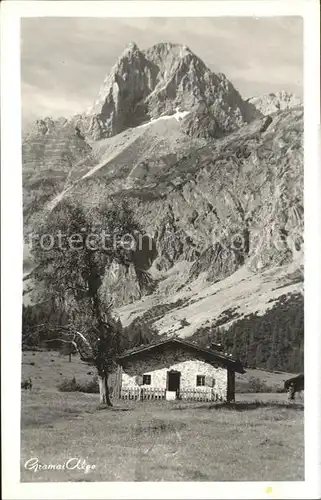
[143,374,151,385]
[196,375,205,386]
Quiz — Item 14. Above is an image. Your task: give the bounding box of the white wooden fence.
[120,387,166,400]
[120,387,223,402]
[180,389,222,402]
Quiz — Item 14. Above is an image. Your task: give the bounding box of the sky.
[21,17,303,124]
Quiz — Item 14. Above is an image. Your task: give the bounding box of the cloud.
[21,17,303,120]
[22,82,88,118]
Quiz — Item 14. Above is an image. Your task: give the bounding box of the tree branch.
[23,324,95,363]
[45,335,94,363]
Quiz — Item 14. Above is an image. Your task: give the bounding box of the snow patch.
[137,108,190,129]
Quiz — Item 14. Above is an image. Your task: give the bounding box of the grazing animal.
[284,373,304,400]
[21,377,32,390]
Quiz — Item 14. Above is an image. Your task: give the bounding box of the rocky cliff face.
[22,116,97,233]
[22,42,303,338]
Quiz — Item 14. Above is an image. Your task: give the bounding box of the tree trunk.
[98,372,113,406]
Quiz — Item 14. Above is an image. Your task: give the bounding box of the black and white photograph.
[1,1,320,498]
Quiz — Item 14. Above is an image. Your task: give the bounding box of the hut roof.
[116,337,245,374]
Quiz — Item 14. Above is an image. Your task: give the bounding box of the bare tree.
[30,199,139,405]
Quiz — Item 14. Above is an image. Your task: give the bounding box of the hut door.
[167,370,181,397]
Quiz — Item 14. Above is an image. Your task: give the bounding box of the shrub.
[247,377,273,393]
[57,376,80,392]
[78,376,99,394]
[237,378,285,394]
[57,376,99,394]
[21,377,32,389]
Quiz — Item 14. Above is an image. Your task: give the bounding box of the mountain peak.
[127,41,139,50]
[144,41,192,56]
[143,42,197,72]
[82,41,260,140]
[123,41,140,54]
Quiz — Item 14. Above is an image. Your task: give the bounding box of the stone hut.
[114,338,245,402]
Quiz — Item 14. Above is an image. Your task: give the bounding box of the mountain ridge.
[247,91,302,116]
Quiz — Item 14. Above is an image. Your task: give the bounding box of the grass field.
[21,350,304,482]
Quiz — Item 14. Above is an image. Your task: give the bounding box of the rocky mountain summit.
[22,42,303,344]
[78,42,260,140]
